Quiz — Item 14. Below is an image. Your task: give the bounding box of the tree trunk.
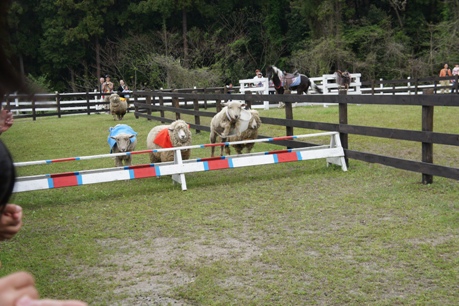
[182,8,188,68]
[96,37,101,80]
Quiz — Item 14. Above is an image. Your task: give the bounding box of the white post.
[322,75,329,107]
[407,76,411,95]
[14,95,19,115]
[262,78,269,110]
[353,73,362,95]
[380,78,383,94]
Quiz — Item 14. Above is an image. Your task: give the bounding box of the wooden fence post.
[159,95,165,123]
[56,92,61,118]
[31,95,36,121]
[216,93,222,113]
[146,95,152,119]
[134,90,139,119]
[244,91,253,110]
[284,90,293,137]
[172,90,180,120]
[203,88,208,109]
[422,91,434,184]
[193,91,200,134]
[339,97,349,167]
[86,90,91,115]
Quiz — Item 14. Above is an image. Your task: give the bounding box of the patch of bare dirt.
[92,235,262,305]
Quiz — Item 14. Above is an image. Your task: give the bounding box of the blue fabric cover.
[290,76,301,87]
[107,124,137,153]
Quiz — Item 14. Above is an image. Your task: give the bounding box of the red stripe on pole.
[52,174,79,188]
[130,149,153,155]
[266,149,290,155]
[207,159,230,170]
[276,152,299,163]
[271,136,294,141]
[52,157,77,163]
[199,156,225,162]
[203,143,225,147]
[132,166,157,178]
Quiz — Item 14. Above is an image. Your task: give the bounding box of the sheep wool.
[209,101,246,157]
[146,119,192,163]
[109,93,128,121]
[107,124,137,167]
[226,109,262,155]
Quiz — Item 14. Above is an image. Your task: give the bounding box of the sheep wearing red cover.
[146,119,192,163]
[209,101,246,157]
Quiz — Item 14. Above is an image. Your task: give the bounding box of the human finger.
[3,204,22,216]
[16,296,87,306]
[0,272,34,289]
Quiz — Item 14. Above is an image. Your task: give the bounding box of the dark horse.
[266,65,322,95]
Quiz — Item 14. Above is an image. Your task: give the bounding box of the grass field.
[1,105,458,305]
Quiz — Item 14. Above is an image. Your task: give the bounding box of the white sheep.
[146,119,192,163]
[107,124,137,167]
[108,93,128,121]
[209,101,246,157]
[225,109,262,155]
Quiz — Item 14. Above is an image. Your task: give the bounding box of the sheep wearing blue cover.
[107,124,137,167]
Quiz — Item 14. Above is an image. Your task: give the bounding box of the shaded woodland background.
[6,0,459,92]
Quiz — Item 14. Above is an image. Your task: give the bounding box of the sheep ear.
[129,135,135,139]
[168,128,174,132]
[241,104,246,107]
[110,136,116,140]
[221,102,228,106]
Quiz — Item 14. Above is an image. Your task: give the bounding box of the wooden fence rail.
[2,76,459,184]
[132,91,459,184]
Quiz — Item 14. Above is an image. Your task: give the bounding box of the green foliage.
[6,0,459,91]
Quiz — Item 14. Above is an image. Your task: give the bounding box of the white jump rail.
[13,132,347,192]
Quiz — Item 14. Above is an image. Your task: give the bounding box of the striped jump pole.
[13,132,347,192]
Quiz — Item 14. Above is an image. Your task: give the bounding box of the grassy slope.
[0,105,458,305]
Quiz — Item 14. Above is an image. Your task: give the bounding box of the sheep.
[107,124,137,167]
[108,93,128,120]
[209,101,246,157]
[146,119,192,163]
[225,109,262,155]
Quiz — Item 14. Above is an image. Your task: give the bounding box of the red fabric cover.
[153,128,173,148]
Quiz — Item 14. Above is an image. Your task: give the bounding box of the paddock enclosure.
[130,91,459,184]
[2,75,459,185]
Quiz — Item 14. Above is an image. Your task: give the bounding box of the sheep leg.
[125,155,132,166]
[224,144,231,155]
[220,137,226,156]
[115,157,123,167]
[210,131,217,157]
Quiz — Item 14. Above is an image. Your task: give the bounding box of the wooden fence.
[2,76,459,184]
[131,90,459,184]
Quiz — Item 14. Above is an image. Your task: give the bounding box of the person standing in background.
[451,64,459,93]
[117,79,129,98]
[102,75,114,95]
[439,63,452,94]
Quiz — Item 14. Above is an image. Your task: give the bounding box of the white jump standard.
[13,132,347,192]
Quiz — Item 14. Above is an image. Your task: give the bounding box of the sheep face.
[109,94,120,105]
[222,101,246,122]
[169,121,190,144]
[111,134,135,152]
